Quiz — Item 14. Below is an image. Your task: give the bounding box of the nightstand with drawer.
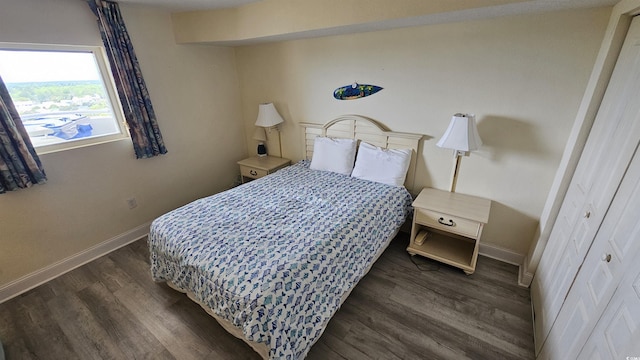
[407,187,491,275]
[237,156,291,183]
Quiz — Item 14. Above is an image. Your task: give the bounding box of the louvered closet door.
[531,16,640,355]
[538,134,640,359]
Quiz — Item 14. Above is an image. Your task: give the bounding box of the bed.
[148,115,423,359]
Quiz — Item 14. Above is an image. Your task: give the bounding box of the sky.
[0,50,101,83]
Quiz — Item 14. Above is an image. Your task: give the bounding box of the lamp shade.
[436,113,482,152]
[255,103,284,128]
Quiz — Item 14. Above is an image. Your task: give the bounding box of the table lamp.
[436,113,482,192]
[255,103,284,157]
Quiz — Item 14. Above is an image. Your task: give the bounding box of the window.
[0,44,128,154]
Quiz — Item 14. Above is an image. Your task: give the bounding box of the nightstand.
[407,188,491,275]
[237,156,291,183]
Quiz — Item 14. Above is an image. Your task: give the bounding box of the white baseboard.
[479,242,525,267]
[518,257,534,288]
[0,222,151,304]
[519,267,534,288]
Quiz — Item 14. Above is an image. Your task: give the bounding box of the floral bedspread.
[148,161,412,359]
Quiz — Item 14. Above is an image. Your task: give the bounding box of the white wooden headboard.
[300,115,423,194]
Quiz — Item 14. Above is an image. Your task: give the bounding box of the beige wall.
[0,0,246,286]
[235,7,610,256]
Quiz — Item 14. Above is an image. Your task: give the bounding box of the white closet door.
[538,136,640,359]
[576,162,640,359]
[578,260,640,360]
[532,16,640,354]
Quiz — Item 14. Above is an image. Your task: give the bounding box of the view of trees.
[6,80,109,114]
[7,80,103,102]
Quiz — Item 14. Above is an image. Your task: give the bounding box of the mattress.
[149,161,412,359]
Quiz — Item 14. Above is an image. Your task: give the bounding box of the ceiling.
[116,0,619,45]
[117,0,618,13]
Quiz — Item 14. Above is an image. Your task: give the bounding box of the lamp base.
[257,143,267,157]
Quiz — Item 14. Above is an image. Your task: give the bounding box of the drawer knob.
[250,169,258,176]
[438,217,455,227]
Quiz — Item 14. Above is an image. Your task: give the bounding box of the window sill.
[35,133,130,155]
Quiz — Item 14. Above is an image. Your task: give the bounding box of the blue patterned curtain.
[0,76,47,194]
[87,0,167,159]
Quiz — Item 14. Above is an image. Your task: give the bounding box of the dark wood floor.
[0,233,534,359]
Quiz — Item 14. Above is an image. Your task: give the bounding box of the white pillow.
[351,142,412,187]
[309,137,358,175]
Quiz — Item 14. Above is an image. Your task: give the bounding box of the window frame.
[0,42,129,155]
